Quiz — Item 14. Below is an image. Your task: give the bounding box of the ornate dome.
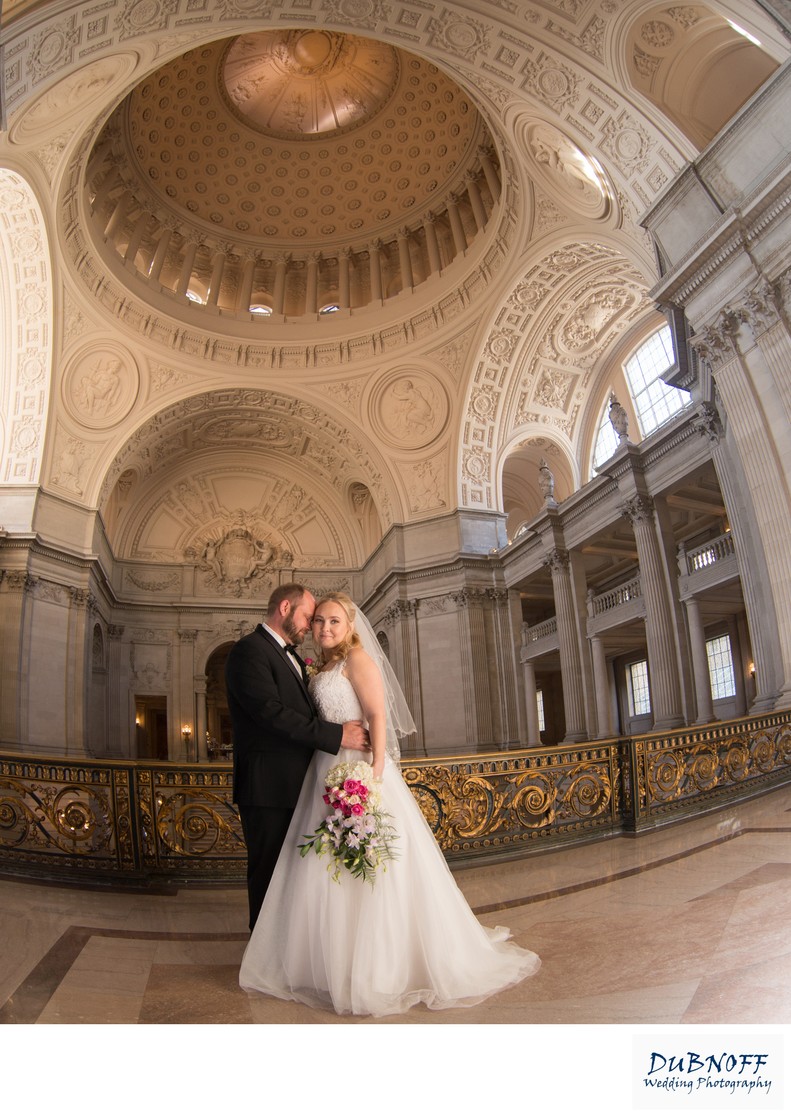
[86,30,501,318]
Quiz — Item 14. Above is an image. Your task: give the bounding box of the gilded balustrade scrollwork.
[632,718,791,826]
[1,712,790,883]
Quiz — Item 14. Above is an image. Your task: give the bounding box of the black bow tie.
[284,643,299,655]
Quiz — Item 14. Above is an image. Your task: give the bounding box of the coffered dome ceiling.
[124,30,482,246]
[86,28,498,319]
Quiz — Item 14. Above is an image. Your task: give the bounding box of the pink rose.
[351,803,364,816]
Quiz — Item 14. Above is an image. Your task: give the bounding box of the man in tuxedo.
[225,582,369,931]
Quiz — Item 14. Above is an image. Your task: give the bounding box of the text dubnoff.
[633,1037,783,1110]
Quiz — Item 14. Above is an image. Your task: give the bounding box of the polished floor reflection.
[1,783,790,1027]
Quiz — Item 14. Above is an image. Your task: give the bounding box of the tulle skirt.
[239,749,541,1017]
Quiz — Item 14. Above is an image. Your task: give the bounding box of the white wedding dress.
[239,662,541,1016]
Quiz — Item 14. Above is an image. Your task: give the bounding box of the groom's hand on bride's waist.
[340,721,370,751]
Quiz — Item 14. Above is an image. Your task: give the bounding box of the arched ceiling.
[1,0,787,564]
[101,389,398,568]
[123,30,482,248]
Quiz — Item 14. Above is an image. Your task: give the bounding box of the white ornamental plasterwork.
[600,111,655,178]
[399,450,449,514]
[49,426,94,496]
[557,284,633,354]
[321,0,392,32]
[428,11,492,62]
[32,136,72,182]
[317,377,366,416]
[666,6,701,30]
[0,171,51,487]
[62,344,140,429]
[28,15,82,86]
[10,55,139,146]
[532,367,575,411]
[518,120,610,221]
[131,643,171,690]
[370,370,449,451]
[216,0,275,17]
[521,50,581,114]
[150,364,191,395]
[429,324,481,383]
[97,390,395,523]
[459,242,646,509]
[125,570,181,592]
[640,20,676,50]
[115,0,180,42]
[533,190,570,236]
[546,15,606,63]
[189,518,292,598]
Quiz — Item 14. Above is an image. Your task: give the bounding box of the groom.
[225,582,369,931]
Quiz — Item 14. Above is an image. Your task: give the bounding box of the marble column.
[589,634,613,738]
[194,674,208,762]
[273,253,290,314]
[683,596,714,724]
[478,145,501,200]
[368,240,383,301]
[175,239,199,298]
[305,252,320,314]
[65,588,92,756]
[465,171,487,231]
[236,255,256,312]
[446,193,467,254]
[178,630,198,763]
[0,571,29,742]
[123,212,149,264]
[384,599,423,754]
[207,251,225,307]
[522,658,541,744]
[623,496,684,729]
[423,213,442,274]
[693,318,791,709]
[546,548,587,742]
[103,190,132,240]
[148,227,172,283]
[107,624,127,757]
[339,248,351,308]
[397,228,413,291]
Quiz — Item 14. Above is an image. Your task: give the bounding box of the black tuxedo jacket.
[225,625,342,808]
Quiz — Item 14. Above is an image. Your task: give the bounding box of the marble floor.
[2,784,790,1110]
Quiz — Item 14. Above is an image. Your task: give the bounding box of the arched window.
[592,399,621,470]
[592,325,691,472]
[625,324,690,437]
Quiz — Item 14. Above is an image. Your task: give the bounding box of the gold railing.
[1,711,790,885]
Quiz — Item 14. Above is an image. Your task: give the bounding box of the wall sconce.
[749,663,755,679]
[182,724,192,745]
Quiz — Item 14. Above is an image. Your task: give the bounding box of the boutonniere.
[303,657,320,679]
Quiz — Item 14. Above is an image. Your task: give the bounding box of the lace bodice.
[310,662,364,725]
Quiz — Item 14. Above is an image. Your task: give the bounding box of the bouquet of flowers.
[299,760,397,884]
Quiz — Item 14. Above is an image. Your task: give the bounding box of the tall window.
[592,325,691,472]
[626,659,651,716]
[706,634,737,699]
[592,400,621,469]
[625,324,690,437]
[536,688,545,732]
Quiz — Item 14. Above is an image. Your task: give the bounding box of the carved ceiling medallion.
[222,30,399,137]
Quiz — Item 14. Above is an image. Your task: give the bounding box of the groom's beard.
[282,615,305,646]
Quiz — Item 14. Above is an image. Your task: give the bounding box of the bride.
[239,592,540,1017]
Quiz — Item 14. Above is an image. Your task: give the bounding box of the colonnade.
[88,142,501,318]
[514,419,758,747]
